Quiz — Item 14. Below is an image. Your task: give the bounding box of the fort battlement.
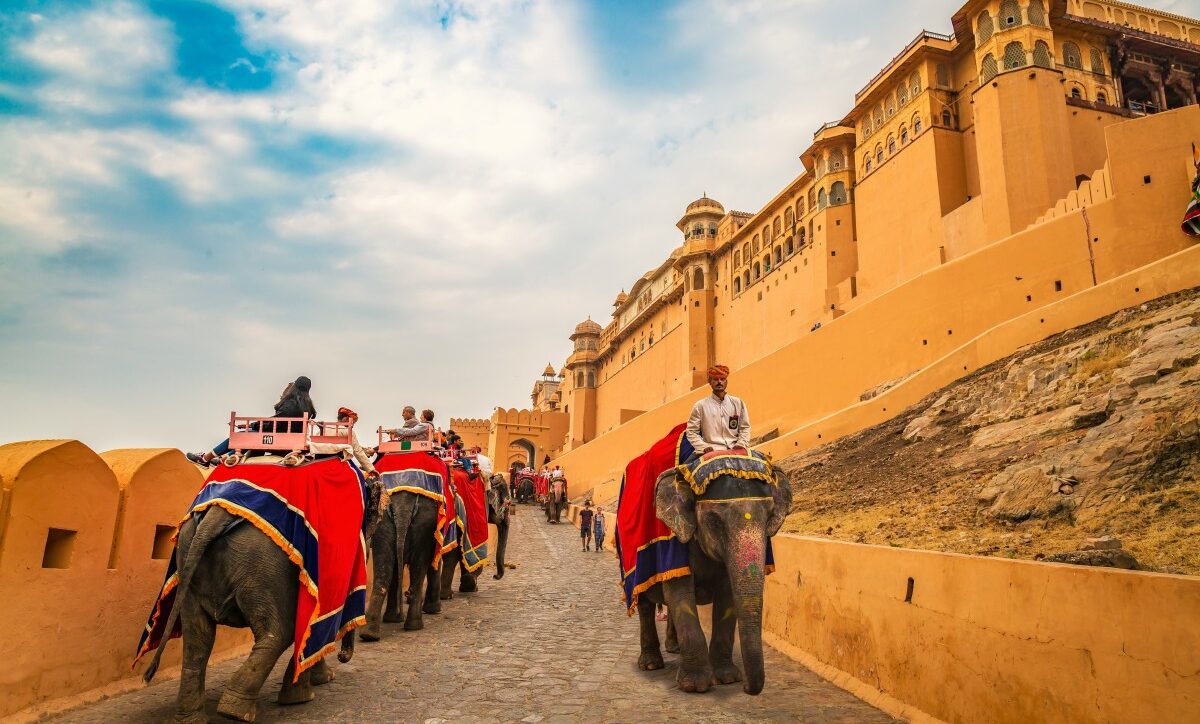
[0,442,250,720]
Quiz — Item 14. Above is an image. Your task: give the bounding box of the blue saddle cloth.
[676,449,776,496]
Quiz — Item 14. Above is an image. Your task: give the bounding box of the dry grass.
[1075,336,1137,381]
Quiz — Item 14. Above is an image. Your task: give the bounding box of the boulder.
[1081,535,1122,551]
[1044,549,1139,570]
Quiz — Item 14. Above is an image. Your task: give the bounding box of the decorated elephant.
[362,452,450,639]
[544,477,567,523]
[137,459,384,723]
[440,464,491,598]
[487,474,512,579]
[639,462,792,695]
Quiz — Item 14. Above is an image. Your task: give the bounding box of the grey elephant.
[361,486,444,639]
[544,478,567,523]
[636,467,792,695]
[488,475,512,579]
[141,479,385,723]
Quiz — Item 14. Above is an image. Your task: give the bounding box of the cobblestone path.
[49,508,894,723]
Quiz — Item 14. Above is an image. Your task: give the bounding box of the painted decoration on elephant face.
[135,457,370,681]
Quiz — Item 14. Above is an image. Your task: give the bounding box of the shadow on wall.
[0,441,251,720]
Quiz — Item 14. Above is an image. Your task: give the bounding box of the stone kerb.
[762,534,1200,723]
[0,442,251,720]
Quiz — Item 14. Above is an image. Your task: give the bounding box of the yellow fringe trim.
[132,573,179,665]
[625,566,692,616]
[673,459,777,496]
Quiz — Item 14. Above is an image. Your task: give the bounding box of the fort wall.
[0,443,251,720]
[449,417,491,452]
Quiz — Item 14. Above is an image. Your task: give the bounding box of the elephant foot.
[403,618,424,631]
[676,667,715,694]
[440,590,453,601]
[459,578,478,594]
[665,640,681,654]
[359,625,381,642]
[310,660,335,686]
[276,683,314,706]
[422,601,442,615]
[712,662,743,685]
[217,688,259,721]
[382,610,404,623]
[638,650,665,670]
[175,710,209,724]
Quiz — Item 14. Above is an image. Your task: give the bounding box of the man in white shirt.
[685,364,751,454]
[471,446,493,477]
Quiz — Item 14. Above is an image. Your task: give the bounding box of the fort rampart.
[0,442,251,720]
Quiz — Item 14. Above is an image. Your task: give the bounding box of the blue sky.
[1,0,1196,452]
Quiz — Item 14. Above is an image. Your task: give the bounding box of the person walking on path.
[685,364,751,456]
[579,500,595,552]
[593,506,606,552]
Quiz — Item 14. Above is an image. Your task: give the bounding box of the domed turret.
[573,319,602,336]
[677,193,724,235]
[613,290,628,308]
[685,195,725,214]
[543,363,557,377]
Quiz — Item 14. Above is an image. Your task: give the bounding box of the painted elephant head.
[654,465,794,695]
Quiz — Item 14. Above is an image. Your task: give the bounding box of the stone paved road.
[47,508,895,723]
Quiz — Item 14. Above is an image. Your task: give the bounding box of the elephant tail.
[143,507,230,683]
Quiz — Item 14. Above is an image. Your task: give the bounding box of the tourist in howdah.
[472,445,493,476]
[335,406,377,479]
[187,376,316,465]
[388,405,429,440]
[685,364,750,456]
[579,500,594,552]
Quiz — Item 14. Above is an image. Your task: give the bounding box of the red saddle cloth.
[451,467,490,572]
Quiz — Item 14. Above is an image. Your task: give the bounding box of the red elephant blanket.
[134,457,369,680]
[450,466,490,573]
[374,451,451,568]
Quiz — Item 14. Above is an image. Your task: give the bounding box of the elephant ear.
[655,469,697,543]
[765,470,794,537]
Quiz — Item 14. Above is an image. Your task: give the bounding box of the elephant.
[487,475,512,580]
[516,475,536,504]
[636,467,793,696]
[141,478,385,723]
[361,487,444,639]
[544,478,567,523]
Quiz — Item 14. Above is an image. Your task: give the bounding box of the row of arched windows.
[977,1,1046,43]
[733,188,826,271]
[980,39,1107,83]
[732,233,805,296]
[863,114,925,173]
[861,72,923,140]
[686,223,718,239]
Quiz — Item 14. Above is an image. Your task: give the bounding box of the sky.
[1,0,1196,452]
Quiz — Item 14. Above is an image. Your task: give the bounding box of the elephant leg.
[390,494,414,623]
[276,653,314,706]
[664,576,713,693]
[362,519,394,641]
[458,557,477,593]
[637,594,664,671]
[309,657,335,686]
[708,575,742,685]
[665,613,680,654]
[383,567,403,623]
[492,520,508,580]
[405,537,434,631]
[217,627,291,720]
[174,602,216,724]
[439,550,458,600]
[423,561,443,614]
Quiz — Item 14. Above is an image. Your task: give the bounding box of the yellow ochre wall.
[763,534,1200,724]
[0,442,251,720]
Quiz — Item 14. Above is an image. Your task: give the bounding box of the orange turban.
[337,406,357,419]
[707,365,730,380]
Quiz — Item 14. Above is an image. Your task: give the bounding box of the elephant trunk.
[729,537,768,695]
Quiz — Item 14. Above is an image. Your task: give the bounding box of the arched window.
[587,371,595,387]
[808,187,816,209]
[1097,91,1108,105]
[742,242,750,261]
[817,188,828,209]
[910,72,921,95]
[981,53,999,82]
[752,234,760,254]
[900,126,909,144]
[785,237,794,256]
[977,10,994,43]
[1070,86,1083,100]
[708,224,717,236]
[692,268,704,290]
[763,254,772,273]
[753,262,761,280]
[913,115,923,134]
[1062,42,1082,69]
[763,226,772,244]
[1003,41,1026,70]
[772,217,782,236]
[576,371,584,387]
[784,207,793,228]
[1028,1,1046,26]
[734,277,741,293]
[886,93,896,117]
[774,246,782,265]
[898,85,909,105]
[830,181,847,205]
[829,147,845,171]
[1033,40,1053,68]
[796,199,805,218]
[874,104,884,126]
[875,145,884,165]
[942,109,954,127]
[733,250,741,267]
[936,62,950,87]
[1090,48,1105,75]
[887,134,896,154]
[999,0,1021,28]
[865,155,873,173]
[799,227,807,246]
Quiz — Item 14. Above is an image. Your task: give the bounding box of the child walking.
[593,506,606,552]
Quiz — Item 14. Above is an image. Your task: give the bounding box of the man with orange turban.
[685,364,751,454]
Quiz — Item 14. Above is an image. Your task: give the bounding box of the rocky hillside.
[778,286,1200,574]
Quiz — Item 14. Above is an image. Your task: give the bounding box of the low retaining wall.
[763,534,1200,723]
[0,441,251,721]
